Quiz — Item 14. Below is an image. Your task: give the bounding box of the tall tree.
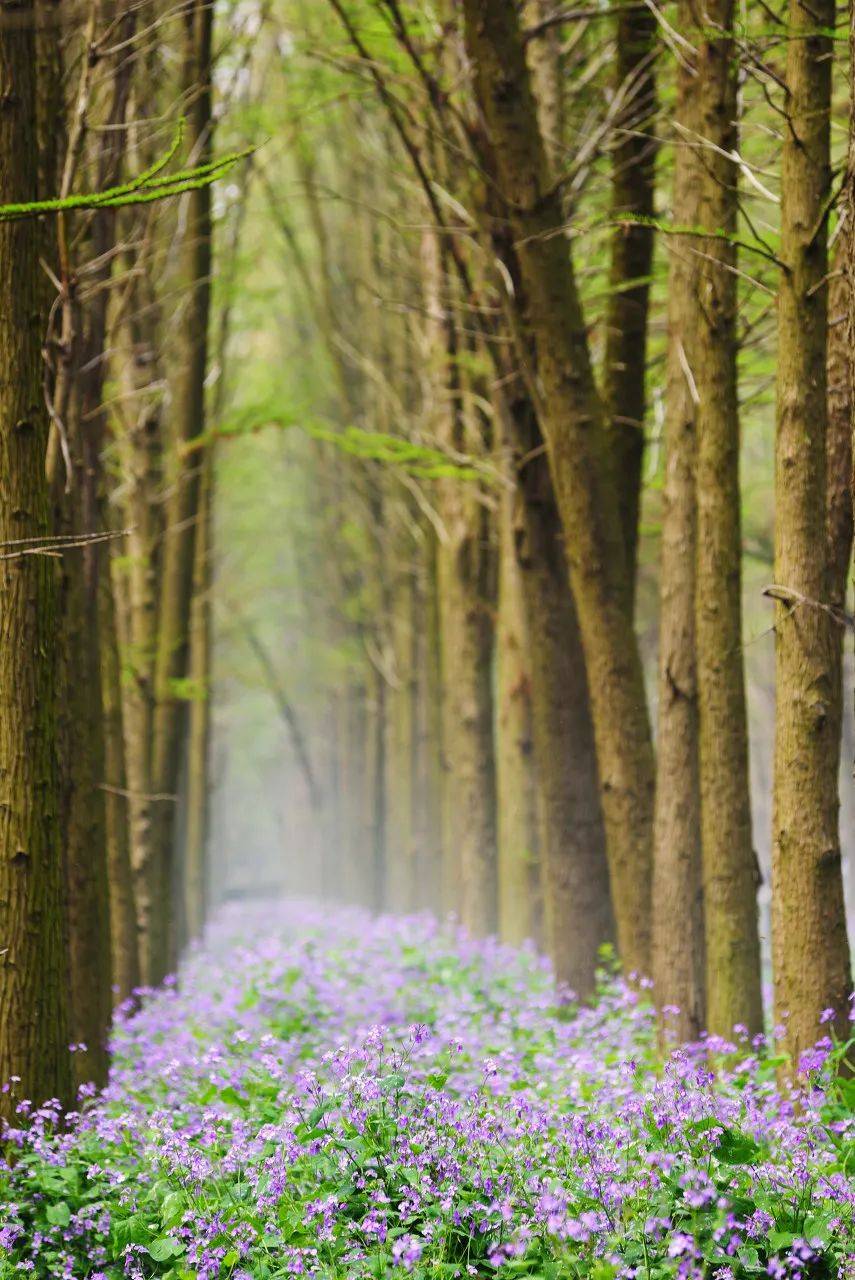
[772,0,851,1066]
[461,0,655,975]
[506,376,615,994]
[603,0,658,597]
[47,0,142,1087]
[101,564,140,1003]
[516,6,615,989]
[148,0,214,980]
[651,0,704,1037]
[434,340,498,934]
[495,417,542,947]
[182,455,213,943]
[0,0,71,1119]
[693,0,762,1038]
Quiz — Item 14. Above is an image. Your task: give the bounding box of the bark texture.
[385,553,415,913]
[411,529,444,913]
[462,0,654,974]
[100,566,141,1004]
[693,0,762,1038]
[510,387,615,996]
[772,0,852,1067]
[117,278,164,987]
[496,450,542,947]
[603,0,658,596]
[0,0,71,1119]
[424,234,498,935]
[148,0,214,981]
[183,453,212,944]
[59,512,111,1088]
[651,7,704,1035]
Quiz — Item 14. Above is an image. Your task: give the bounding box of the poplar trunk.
[510,390,615,995]
[462,0,654,974]
[147,0,214,981]
[603,0,658,595]
[772,0,852,1066]
[183,452,213,944]
[496,458,542,947]
[411,529,444,912]
[652,0,703,1041]
[693,0,762,1038]
[0,0,71,1119]
[100,565,141,1004]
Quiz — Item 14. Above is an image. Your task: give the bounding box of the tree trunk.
[693,0,763,1038]
[508,2,613,986]
[100,563,141,1004]
[772,0,852,1067]
[603,0,658,599]
[147,0,214,981]
[509,385,615,995]
[0,0,72,1119]
[522,0,564,171]
[651,0,704,1042]
[495,449,542,947]
[116,282,164,989]
[462,0,654,975]
[385,556,415,912]
[826,243,852,957]
[183,451,212,944]
[435,490,498,933]
[366,658,387,911]
[58,490,111,1089]
[411,526,444,913]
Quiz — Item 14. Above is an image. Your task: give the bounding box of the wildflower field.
[1,904,852,1280]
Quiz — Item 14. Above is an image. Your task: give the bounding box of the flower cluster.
[1,901,852,1279]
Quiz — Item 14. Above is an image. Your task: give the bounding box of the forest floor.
[0,902,853,1280]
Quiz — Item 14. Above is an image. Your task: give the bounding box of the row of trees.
[0,0,852,1125]
[0,0,220,1120]
[235,0,853,1068]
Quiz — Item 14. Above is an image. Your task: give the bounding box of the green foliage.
[0,119,253,222]
[211,403,487,481]
[167,677,209,703]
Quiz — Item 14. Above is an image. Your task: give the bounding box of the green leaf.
[149,1235,185,1262]
[219,1085,245,1107]
[111,1213,151,1250]
[160,1190,185,1228]
[45,1201,71,1226]
[715,1128,761,1165]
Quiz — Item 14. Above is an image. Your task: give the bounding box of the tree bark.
[603,0,658,600]
[100,563,141,1004]
[411,526,444,913]
[826,243,852,957]
[651,22,704,1032]
[515,1,614,987]
[58,485,111,1089]
[148,0,214,981]
[772,0,852,1067]
[385,553,415,912]
[116,278,164,988]
[495,442,542,947]
[0,0,72,1119]
[424,234,498,935]
[183,451,212,944]
[692,0,762,1038]
[462,0,654,975]
[507,383,615,995]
